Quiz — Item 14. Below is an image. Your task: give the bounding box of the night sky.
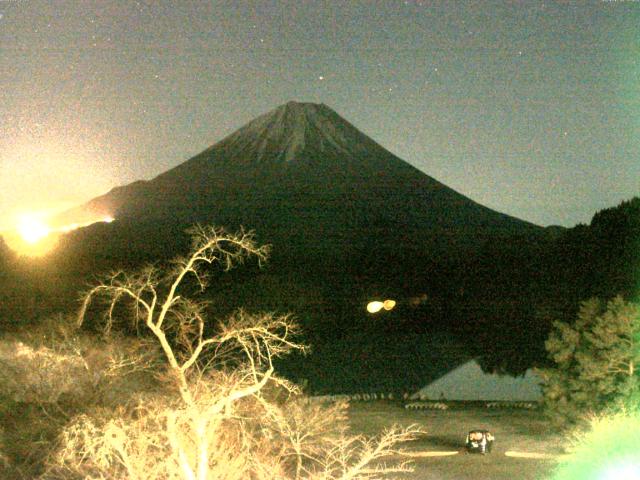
[1,0,638,231]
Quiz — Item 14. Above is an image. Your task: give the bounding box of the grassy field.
[347,401,565,480]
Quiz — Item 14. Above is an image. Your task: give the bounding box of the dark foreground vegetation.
[0,197,637,478]
[0,227,421,479]
[1,197,637,393]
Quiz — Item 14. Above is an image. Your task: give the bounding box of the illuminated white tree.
[46,225,420,480]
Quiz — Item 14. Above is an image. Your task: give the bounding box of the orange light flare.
[2,213,115,257]
[58,215,114,233]
[17,214,51,245]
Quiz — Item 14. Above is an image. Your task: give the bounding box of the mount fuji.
[56,101,539,270]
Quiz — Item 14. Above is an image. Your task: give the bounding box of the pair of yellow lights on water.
[366,299,396,314]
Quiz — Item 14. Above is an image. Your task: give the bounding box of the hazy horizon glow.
[3,212,115,257]
[17,213,50,245]
[1,1,638,228]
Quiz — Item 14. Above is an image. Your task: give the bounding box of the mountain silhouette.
[56,101,539,270]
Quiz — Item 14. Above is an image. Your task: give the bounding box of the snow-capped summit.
[218,101,357,163]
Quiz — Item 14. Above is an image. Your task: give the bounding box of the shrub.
[538,296,640,427]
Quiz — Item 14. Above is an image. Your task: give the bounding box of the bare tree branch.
[50,225,418,480]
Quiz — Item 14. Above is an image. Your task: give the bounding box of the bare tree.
[45,225,419,480]
[77,225,274,403]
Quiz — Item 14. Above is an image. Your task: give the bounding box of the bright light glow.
[505,451,561,459]
[17,214,51,244]
[4,212,115,257]
[598,462,640,480]
[367,301,385,314]
[383,299,396,311]
[367,299,397,314]
[59,216,115,233]
[551,410,640,480]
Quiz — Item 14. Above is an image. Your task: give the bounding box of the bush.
[538,296,640,427]
[0,314,162,478]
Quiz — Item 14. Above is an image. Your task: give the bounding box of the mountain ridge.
[55,101,539,240]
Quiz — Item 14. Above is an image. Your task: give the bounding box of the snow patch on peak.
[283,111,307,163]
[268,101,316,162]
[276,101,356,157]
[221,101,353,163]
[212,101,385,168]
